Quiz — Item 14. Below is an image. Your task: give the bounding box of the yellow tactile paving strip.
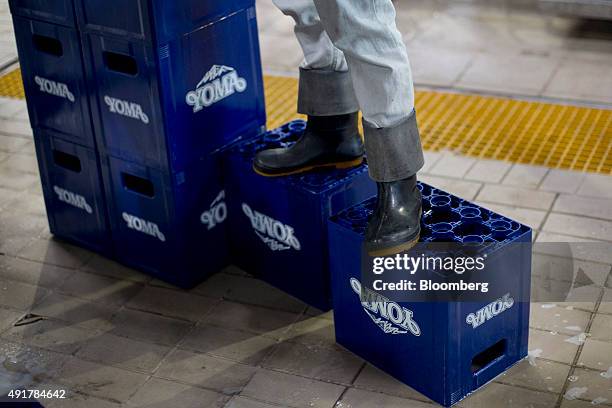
[2,69,610,174]
[0,68,25,99]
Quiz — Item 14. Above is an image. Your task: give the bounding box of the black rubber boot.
[365,175,422,256]
[253,113,365,177]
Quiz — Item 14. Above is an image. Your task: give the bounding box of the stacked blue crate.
[34,129,109,254]
[77,0,266,286]
[79,1,266,172]
[9,0,77,27]
[328,184,532,407]
[224,120,376,310]
[10,0,112,254]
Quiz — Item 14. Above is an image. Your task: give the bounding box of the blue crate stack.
[10,0,267,287]
[224,120,376,310]
[11,0,112,255]
[328,183,532,407]
[79,0,266,287]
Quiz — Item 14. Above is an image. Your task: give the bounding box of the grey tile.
[193,272,243,298]
[503,164,549,189]
[284,316,336,348]
[528,329,580,365]
[577,174,612,199]
[0,255,74,288]
[540,170,586,194]
[241,369,345,408]
[4,191,46,216]
[409,46,474,87]
[0,164,39,191]
[42,393,122,408]
[0,278,49,310]
[2,318,96,354]
[411,14,515,54]
[0,134,28,153]
[126,377,228,408]
[259,34,303,73]
[16,139,35,156]
[0,119,33,137]
[304,307,333,320]
[180,323,278,365]
[262,341,363,384]
[56,357,149,403]
[420,150,443,173]
[561,367,612,403]
[0,307,21,332]
[599,289,612,315]
[457,53,559,96]
[529,303,591,336]
[76,333,170,373]
[543,214,612,242]
[31,292,118,331]
[460,382,557,407]
[109,308,193,347]
[560,399,608,408]
[535,232,612,265]
[225,396,279,408]
[428,153,477,179]
[0,339,70,391]
[204,301,299,339]
[0,152,39,174]
[554,195,612,221]
[353,364,431,402]
[194,274,306,313]
[531,252,611,287]
[17,238,94,269]
[339,387,432,408]
[80,255,151,283]
[260,9,295,37]
[589,313,612,342]
[0,185,16,208]
[543,59,612,104]
[0,99,27,118]
[418,175,482,201]
[126,286,218,322]
[464,159,512,184]
[477,185,556,210]
[58,271,143,306]
[155,348,256,394]
[496,359,570,393]
[577,338,612,370]
[255,0,283,34]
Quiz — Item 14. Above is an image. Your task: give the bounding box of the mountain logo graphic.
[186,64,247,112]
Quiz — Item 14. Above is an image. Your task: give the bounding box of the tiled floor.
[0,1,611,407]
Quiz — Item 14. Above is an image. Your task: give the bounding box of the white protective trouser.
[271,0,424,181]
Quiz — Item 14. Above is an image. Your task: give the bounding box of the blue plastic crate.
[9,0,76,27]
[224,120,377,311]
[83,7,266,173]
[328,184,532,407]
[76,0,253,43]
[34,128,110,254]
[13,17,94,148]
[100,153,229,288]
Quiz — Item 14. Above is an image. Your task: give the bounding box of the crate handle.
[103,51,138,76]
[121,173,154,198]
[33,34,63,57]
[471,339,506,374]
[52,150,81,173]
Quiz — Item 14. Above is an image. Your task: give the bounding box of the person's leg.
[313,0,424,255]
[254,0,365,176]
